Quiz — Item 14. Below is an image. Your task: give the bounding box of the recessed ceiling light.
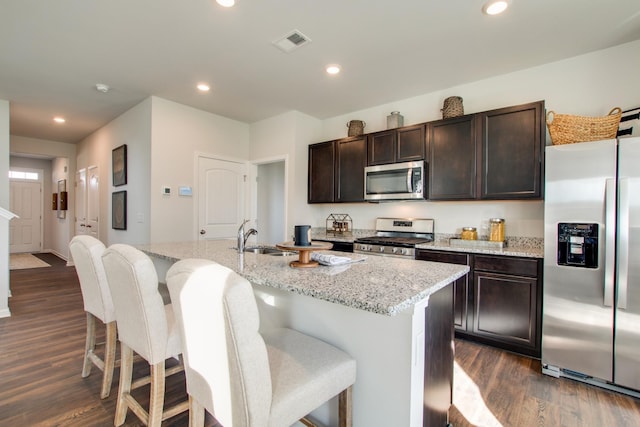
[216,0,235,7]
[53,117,66,124]
[483,0,509,15]
[197,83,210,92]
[326,64,341,75]
[95,83,110,93]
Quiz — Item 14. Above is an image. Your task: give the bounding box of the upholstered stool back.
[69,235,114,323]
[102,243,177,364]
[167,259,271,426]
[69,235,118,399]
[167,259,356,427]
[102,244,187,426]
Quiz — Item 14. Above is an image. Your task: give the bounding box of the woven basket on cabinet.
[442,96,464,119]
[546,107,622,145]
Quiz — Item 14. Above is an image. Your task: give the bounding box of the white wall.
[283,39,640,238]
[77,98,152,245]
[0,99,10,317]
[10,136,76,257]
[51,157,69,258]
[150,97,250,243]
[249,111,322,238]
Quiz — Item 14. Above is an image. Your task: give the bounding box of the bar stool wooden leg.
[188,396,205,427]
[82,312,96,378]
[115,343,133,427]
[338,386,353,427]
[100,321,117,398]
[147,362,166,427]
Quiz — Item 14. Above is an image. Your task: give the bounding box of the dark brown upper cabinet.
[308,136,367,204]
[367,124,425,165]
[308,140,335,203]
[427,115,478,200]
[426,100,544,201]
[479,101,544,199]
[309,100,544,204]
[336,136,367,202]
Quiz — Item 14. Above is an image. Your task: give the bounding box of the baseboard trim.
[0,307,12,318]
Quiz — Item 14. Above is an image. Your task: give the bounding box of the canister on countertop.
[461,227,478,240]
[489,218,505,242]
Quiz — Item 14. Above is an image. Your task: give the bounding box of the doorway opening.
[255,159,286,245]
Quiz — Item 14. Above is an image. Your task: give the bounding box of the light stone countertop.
[313,229,544,259]
[137,239,469,317]
[415,241,544,259]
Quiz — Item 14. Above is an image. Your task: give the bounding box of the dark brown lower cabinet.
[415,250,470,331]
[416,250,542,358]
[311,239,353,253]
[423,281,454,427]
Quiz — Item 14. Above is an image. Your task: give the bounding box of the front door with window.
[9,180,42,253]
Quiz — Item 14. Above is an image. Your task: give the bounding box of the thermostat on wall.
[179,186,192,197]
[162,186,171,195]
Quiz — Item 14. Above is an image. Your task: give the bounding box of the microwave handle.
[407,168,413,192]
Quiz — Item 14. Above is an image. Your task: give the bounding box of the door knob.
[200,229,206,235]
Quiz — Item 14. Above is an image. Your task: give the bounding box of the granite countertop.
[415,240,544,258]
[138,239,469,317]
[313,229,543,259]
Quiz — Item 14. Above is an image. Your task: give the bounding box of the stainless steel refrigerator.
[542,137,640,396]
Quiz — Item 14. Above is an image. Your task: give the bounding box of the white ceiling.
[2,0,639,144]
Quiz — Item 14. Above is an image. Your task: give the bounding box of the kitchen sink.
[244,246,296,256]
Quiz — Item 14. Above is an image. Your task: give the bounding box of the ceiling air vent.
[272,29,312,53]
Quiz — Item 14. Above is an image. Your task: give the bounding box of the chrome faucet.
[237,220,258,253]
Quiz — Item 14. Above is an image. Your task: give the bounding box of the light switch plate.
[162,186,171,195]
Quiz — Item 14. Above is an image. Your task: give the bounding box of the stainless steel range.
[354,218,434,258]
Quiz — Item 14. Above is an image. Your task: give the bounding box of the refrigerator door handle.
[618,177,630,310]
[604,178,616,307]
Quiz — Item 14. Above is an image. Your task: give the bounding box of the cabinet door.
[396,124,425,162]
[427,115,477,200]
[336,137,367,202]
[416,250,470,331]
[473,270,539,354]
[308,141,335,203]
[367,130,396,165]
[479,101,544,199]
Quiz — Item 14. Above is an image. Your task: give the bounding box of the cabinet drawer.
[416,250,469,265]
[474,255,538,277]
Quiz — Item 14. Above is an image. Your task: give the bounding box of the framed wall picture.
[112,144,127,186]
[112,190,127,230]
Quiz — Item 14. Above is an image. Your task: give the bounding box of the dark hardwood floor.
[2,253,640,426]
[1,253,219,427]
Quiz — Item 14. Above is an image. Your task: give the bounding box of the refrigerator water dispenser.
[557,223,598,268]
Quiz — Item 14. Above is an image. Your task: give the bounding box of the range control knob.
[379,246,385,253]
[392,247,398,254]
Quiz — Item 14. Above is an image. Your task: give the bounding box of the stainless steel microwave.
[364,161,425,201]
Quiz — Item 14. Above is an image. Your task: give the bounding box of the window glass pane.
[8,170,39,180]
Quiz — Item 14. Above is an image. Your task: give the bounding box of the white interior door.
[198,156,247,240]
[86,166,99,238]
[75,166,99,238]
[9,180,42,253]
[75,169,87,235]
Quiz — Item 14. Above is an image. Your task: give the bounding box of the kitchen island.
[139,239,469,427]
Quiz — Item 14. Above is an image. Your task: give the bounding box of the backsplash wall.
[308,199,544,238]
